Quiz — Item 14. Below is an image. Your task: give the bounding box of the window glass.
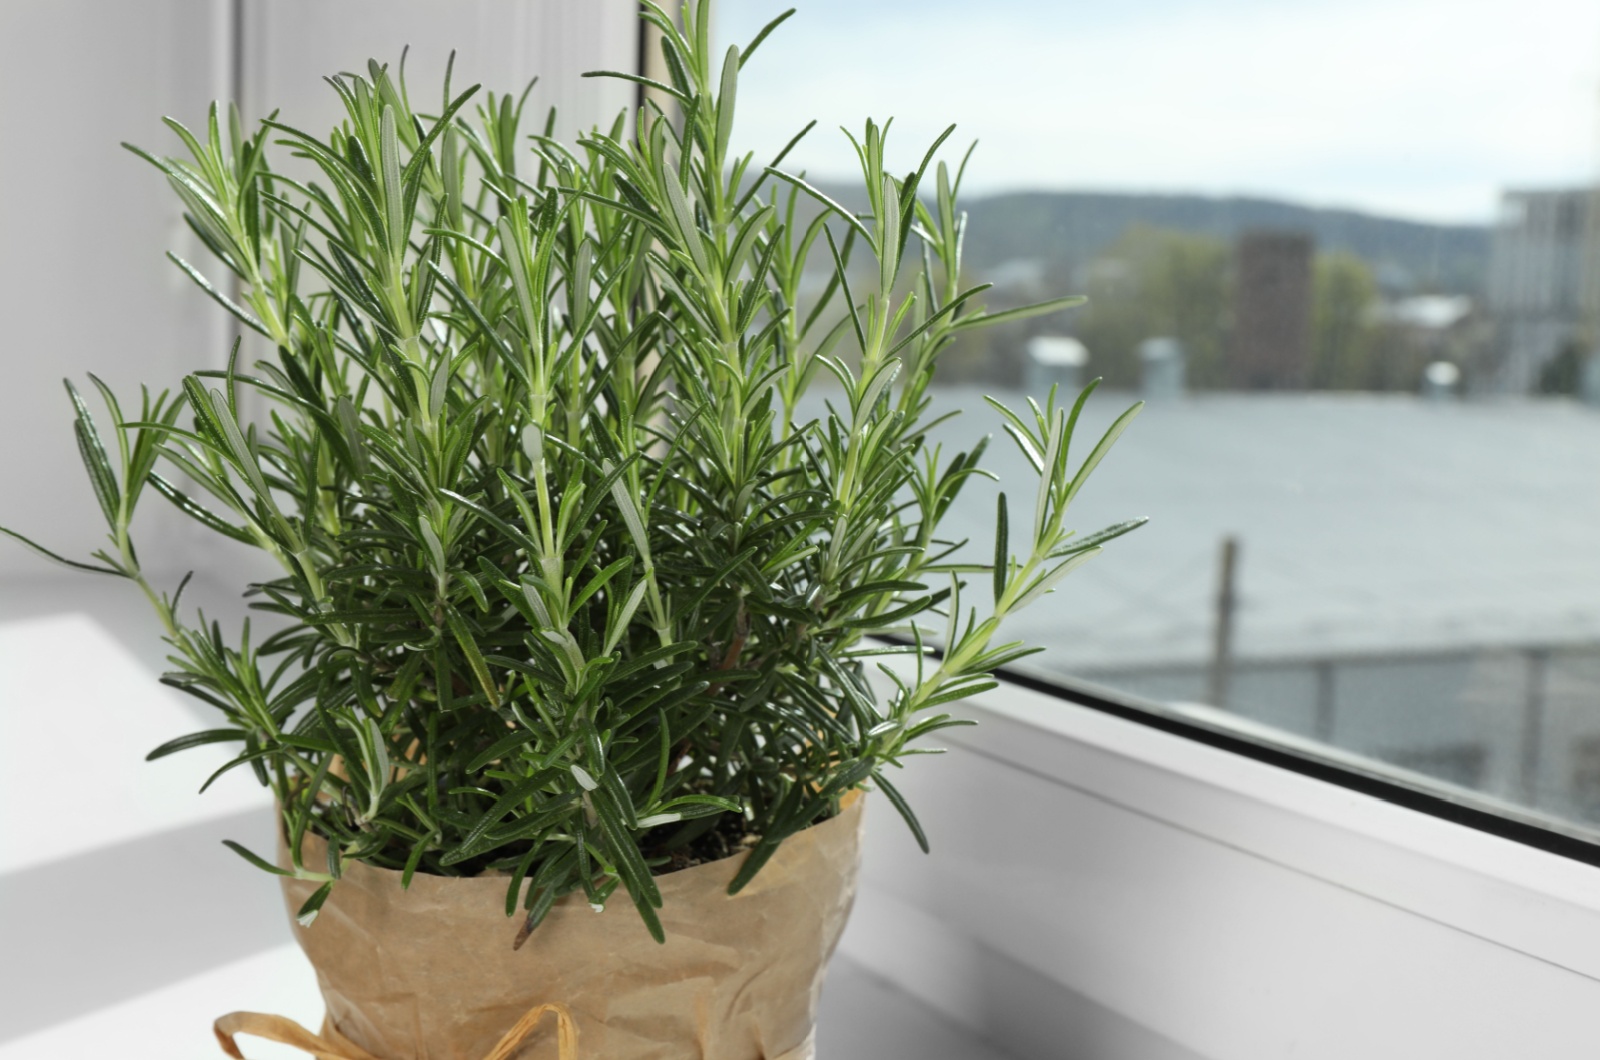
[719,0,1600,828]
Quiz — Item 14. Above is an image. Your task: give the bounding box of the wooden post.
[1519,648,1549,808]
[1314,659,1336,742]
[1208,536,1239,708]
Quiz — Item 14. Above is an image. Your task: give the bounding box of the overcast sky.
[717,0,1600,223]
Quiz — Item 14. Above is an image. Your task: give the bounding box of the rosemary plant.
[2,2,1143,943]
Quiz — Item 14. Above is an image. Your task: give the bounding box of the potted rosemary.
[1,3,1143,1057]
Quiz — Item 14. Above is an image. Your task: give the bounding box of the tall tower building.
[1486,189,1597,393]
[1230,230,1313,390]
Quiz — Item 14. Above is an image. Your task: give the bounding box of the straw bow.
[214,1003,578,1060]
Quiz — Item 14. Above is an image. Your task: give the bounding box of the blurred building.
[1024,336,1088,396]
[912,386,1600,820]
[1486,188,1600,393]
[1372,294,1490,390]
[1381,294,1473,332]
[1138,337,1186,399]
[1231,231,1313,389]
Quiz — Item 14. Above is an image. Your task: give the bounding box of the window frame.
[845,660,1600,1056]
[996,661,1600,869]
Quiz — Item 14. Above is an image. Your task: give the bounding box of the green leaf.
[379,105,404,248]
[147,475,256,544]
[714,45,739,162]
[166,253,271,337]
[949,294,1087,333]
[222,839,293,877]
[740,9,796,67]
[1013,549,1102,610]
[764,168,875,248]
[661,165,710,276]
[1062,401,1144,512]
[446,608,499,708]
[579,70,690,105]
[1049,517,1149,558]
[873,772,929,853]
[658,793,741,816]
[296,880,335,927]
[992,492,1009,603]
[65,381,121,529]
[0,527,121,575]
[439,779,571,866]
[145,728,246,761]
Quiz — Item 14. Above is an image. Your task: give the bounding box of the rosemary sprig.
[2,2,1142,941]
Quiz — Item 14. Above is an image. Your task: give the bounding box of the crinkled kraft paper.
[278,795,864,1059]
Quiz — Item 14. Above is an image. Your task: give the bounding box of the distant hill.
[803,183,1491,295]
[959,191,1491,295]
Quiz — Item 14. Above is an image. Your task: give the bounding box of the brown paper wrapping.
[272,795,864,1060]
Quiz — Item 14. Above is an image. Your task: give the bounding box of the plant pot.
[240,795,864,1060]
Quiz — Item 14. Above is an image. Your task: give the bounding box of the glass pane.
[721,1,1600,829]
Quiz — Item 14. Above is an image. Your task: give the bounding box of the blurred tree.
[1539,339,1586,395]
[933,257,1081,387]
[1072,225,1230,389]
[1308,252,1379,390]
[934,225,1461,395]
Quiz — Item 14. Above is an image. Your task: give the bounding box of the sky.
[717,0,1600,224]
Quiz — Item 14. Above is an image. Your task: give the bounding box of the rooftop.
[913,388,1600,676]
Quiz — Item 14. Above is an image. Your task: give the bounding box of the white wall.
[0,2,231,579]
[239,1,639,148]
[0,1,639,582]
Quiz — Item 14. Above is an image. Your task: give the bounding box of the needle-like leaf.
[4,0,1143,948]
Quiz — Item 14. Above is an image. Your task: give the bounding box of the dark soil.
[642,803,838,875]
[644,810,763,875]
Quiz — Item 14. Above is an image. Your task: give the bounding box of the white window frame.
[841,670,1600,1058]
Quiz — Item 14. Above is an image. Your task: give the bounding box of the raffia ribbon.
[214,1003,578,1060]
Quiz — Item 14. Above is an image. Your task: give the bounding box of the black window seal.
[991,661,1600,870]
[876,635,1600,870]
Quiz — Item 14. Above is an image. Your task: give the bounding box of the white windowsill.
[845,664,1600,1058]
[965,677,1600,980]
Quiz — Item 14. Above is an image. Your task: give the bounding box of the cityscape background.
[723,2,1600,830]
[7,5,1589,1055]
[721,0,1600,221]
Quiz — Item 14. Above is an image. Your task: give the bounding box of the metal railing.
[1071,640,1600,824]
